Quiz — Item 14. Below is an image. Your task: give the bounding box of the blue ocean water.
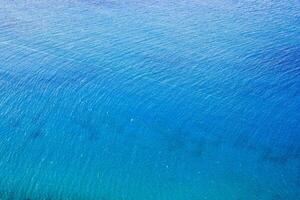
[0,0,300,199]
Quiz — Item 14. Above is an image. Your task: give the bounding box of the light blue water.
[0,0,300,199]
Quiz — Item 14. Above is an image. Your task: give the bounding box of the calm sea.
[0,0,299,199]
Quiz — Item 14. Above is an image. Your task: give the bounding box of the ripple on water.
[0,0,300,199]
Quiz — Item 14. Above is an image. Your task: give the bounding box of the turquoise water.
[0,0,300,199]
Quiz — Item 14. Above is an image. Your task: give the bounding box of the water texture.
[0,0,300,199]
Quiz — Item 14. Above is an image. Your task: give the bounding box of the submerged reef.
[261,144,300,165]
[29,128,44,140]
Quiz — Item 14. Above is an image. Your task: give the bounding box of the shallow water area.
[0,0,300,199]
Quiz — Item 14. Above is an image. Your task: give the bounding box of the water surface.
[0,0,300,199]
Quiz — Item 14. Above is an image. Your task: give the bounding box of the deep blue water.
[0,0,300,199]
